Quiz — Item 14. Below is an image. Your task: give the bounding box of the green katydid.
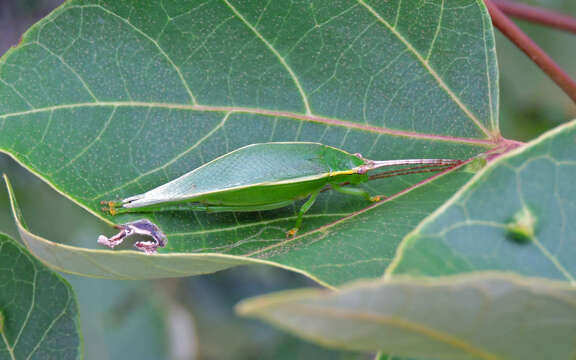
[98,142,462,253]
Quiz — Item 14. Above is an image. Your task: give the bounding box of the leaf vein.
[11,256,37,352]
[0,101,496,147]
[286,305,503,360]
[426,0,445,61]
[24,289,72,360]
[221,0,312,115]
[49,107,117,176]
[357,0,493,139]
[92,111,231,199]
[75,4,197,104]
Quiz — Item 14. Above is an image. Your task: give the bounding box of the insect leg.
[331,183,381,202]
[100,200,122,215]
[101,202,212,214]
[287,190,320,237]
[203,200,295,213]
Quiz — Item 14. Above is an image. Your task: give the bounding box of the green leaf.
[0,0,500,285]
[388,119,576,282]
[237,273,576,359]
[0,233,81,360]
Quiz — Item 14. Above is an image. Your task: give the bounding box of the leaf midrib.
[0,101,496,146]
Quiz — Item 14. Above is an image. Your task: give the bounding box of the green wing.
[123,142,364,207]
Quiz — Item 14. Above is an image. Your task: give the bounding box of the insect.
[98,142,462,253]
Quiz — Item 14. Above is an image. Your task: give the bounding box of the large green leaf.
[388,118,576,282]
[0,0,502,285]
[237,273,576,359]
[0,233,80,360]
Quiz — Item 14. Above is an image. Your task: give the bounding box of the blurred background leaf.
[238,272,576,360]
[496,0,576,140]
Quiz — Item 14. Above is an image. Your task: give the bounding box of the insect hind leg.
[287,190,320,237]
[331,183,381,202]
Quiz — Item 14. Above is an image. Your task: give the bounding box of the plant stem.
[485,0,576,103]
[491,0,576,34]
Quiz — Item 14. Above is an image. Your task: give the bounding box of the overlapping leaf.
[237,273,576,360]
[0,0,499,285]
[0,233,80,360]
[388,119,576,282]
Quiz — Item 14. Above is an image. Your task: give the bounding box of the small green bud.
[507,207,536,244]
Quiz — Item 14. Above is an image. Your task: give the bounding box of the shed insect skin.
[99,142,462,253]
[97,219,167,254]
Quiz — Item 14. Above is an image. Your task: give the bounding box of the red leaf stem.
[491,0,576,34]
[485,0,576,103]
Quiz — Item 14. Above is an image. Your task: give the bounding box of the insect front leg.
[100,200,122,215]
[330,183,382,202]
[287,190,320,237]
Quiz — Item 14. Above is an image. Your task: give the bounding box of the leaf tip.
[235,300,254,316]
[235,295,276,317]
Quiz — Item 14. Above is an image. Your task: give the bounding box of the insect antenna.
[357,158,462,174]
[368,163,460,181]
[369,158,461,167]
